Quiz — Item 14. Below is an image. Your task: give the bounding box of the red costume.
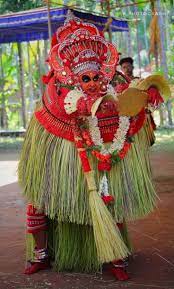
[18,11,166,280]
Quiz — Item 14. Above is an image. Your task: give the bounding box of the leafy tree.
[0,0,43,13]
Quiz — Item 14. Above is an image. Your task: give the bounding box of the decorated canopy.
[0,7,129,44]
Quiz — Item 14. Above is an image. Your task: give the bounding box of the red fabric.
[26,204,48,234]
[35,108,75,142]
[109,266,129,281]
[24,260,50,275]
[51,33,58,48]
[128,108,146,136]
[77,97,88,116]
[42,70,54,84]
[148,87,164,106]
[77,95,102,116]
[117,223,124,230]
[106,260,129,281]
[115,83,129,93]
[35,73,146,169]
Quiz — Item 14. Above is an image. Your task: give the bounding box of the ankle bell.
[34,248,49,263]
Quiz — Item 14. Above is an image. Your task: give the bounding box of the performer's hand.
[77,95,100,116]
[100,100,118,112]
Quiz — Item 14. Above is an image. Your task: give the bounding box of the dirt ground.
[0,150,174,289]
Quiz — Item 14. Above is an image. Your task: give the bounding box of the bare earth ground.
[0,150,174,289]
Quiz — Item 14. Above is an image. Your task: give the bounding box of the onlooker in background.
[119,57,140,81]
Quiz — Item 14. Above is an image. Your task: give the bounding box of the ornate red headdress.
[36,11,120,141]
[48,10,119,84]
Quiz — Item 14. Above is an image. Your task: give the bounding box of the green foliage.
[0,0,174,129]
[0,0,43,13]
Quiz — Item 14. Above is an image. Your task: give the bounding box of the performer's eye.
[93,74,99,81]
[82,75,91,83]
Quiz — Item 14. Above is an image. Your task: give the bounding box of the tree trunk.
[27,42,35,120]
[37,40,44,96]
[17,42,26,129]
[133,4,141,77]
[0,45,8,129]
[125,0,132,56]
[159,107,165,126]
[106,0,112,42]
[166,100,173,126]
[44,39,48,63]
[156,0,173,125]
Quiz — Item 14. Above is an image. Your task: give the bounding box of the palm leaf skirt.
[19,115,157,271]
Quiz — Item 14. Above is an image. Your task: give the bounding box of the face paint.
[79,71,102,96]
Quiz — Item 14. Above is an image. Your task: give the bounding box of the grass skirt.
[19,115,156,271]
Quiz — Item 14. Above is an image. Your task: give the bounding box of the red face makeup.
[79,71,101,96]
[79,71,109,97]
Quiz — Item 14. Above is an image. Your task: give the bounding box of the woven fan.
[91,88,148,117]
[118,88,148,116]
[136,75,171,100]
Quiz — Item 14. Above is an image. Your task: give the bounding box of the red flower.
[79,150,91,172]
[118,142,131,159]
[75,140,84,148]
[82,131,89,139]
[86,140,93,146]
[102,195,115,204]
[98,161,111,171]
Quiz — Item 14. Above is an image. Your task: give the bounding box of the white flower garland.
[88,115,130,155]
[99,174,109,196]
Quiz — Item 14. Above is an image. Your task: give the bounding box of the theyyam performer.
[18,11,170,280]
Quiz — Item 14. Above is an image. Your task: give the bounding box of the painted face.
[121,62,133,77]
[79,71,102,96]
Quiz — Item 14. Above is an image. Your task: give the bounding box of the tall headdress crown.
[49,10,119,84]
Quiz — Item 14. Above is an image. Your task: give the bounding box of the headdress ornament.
[49,10,119,85]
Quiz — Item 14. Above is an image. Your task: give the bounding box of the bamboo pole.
[27,42,35,119]
[133,3,141,77]
[125,0,132,56]
[156,0,173,126]
[37,40,44,96]
[0,45,7,129]
[45,0,52,45]
[106,0,112,43]
[17,42,26,129]
[150,0,159,69]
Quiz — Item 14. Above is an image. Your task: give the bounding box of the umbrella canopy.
[0,7,129,44]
